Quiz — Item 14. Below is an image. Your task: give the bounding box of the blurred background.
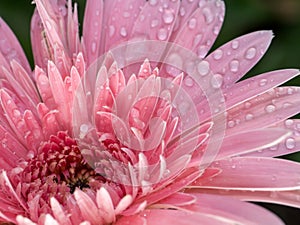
[0,0,299,224]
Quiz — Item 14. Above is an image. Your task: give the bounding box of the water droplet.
[213,49,223,60]
[149,0,157,5]
[285,119,294,127]
[197,45,207,58]
[285,138,295,149]
[45,20,52,30]
[167,53,183,69]
[157,28,168,40]
[188,18,197,29]
[178,102,191,115]
[271,175,277,181]
[184,77,194,87]
[259,79,267,86]
[13,109,21,118]
[230,60,239,73]
[228,120,235,128]
[163,9,174,24]
[109,25,115,37]
[265,104,276,113]
[197,60,210,76]
[202,7,213,24]
[179,7,186,16]
[123,12,130,18]
[245,113,254,121]
[231,165,236,169]
[120,27,127,37]
[151,19,159,28]
[231,40,239,49]
[193,34,202,47]
[245,47,256,60]
[91,41,97,53]
[211,74,223,89]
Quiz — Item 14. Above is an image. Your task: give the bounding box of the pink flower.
[0,0,299,225]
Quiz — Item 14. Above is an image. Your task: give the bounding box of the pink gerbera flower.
[0,0,299,224]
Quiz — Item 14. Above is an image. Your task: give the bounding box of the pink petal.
[16,215,37,225]
[206,31,273,89]
[247,119,300,157]
[118,208,240,225]
[215,128,290,159]
[0,18,31,75]
[82,0,104,65]
[184,193,284,225]
[157,192,196,207]
[173,0,225,58]
[224,69,300,109]
[96,187,115,223]
[50,197,72,225]
[103,0,145,51]
[191,157,300,191]
[225,86,300,136]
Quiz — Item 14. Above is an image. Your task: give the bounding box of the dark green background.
[0,1,299,224]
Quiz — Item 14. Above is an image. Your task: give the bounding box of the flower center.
[21,131,105,205]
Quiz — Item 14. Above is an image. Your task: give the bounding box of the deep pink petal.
[191,157,300,191]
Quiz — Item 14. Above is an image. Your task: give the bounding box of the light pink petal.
[215,128,290,159]
[131,0,180,42]
[114,213,146,225]
[191,157,300,191]
[74,189,103,224]
[96,187,115,223]
[184,193,284,225]
[0,18,31,75]
[48,61,70,130]
[206,31,273,89]
[196,188,300,209]
[157,192,196,207]
[224,69,300,109]
[103,0,145,51]
[118,208,241,225]
[50,197,72,225]
[66,0,80,57]
[173,0,225,58]
[42,214,60,225]
[16,215,37,225]
[82,0,104,65]
[243,119,300,157]
[225,86,300,136]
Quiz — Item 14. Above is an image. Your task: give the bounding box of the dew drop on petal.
[265,104,276,113]
[188,18,197,29]
[151,19,159,28]
[45,20,52,30]
[211,74,223,89]
[285,138,296,149]
[193,34,203,47]
[123,12,130,18]
[245,47,257,60]
[202,7,213,24]
[120,27,127,37]
[197,60,210,76]
[179,7,186,16]
[109,25,115,37]
[231,40,239,49]
[157,28,168,40]
[213,49,223,60]
[259,79,267,86]
[230,60,239,73]
[285,119,294,127]
[149,0,157,6]
[245,113,254,121]
[163,9,174,24]
[184,77,194,87]
[227,120,235,128]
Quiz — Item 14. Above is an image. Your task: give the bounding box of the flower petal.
[191,157,300,191]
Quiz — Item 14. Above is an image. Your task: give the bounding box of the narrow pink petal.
[191,157,300,191]
[206,31,273,89]
[42,214,60,225]
[157,192,196,207]
[50,197,72,225]
[119,209,238,225]
[184,193,284,225]
[103,0,145,51]
[242,119,300,157]
[173,0,225,58]
[16,215,37,225]
[48,61,70,130]
[30,10,49,70]
[82,0,103,65]
[224,69,300,109]
[195,188,300,209]
[0,18,31,75]
[115,195,133,215]
[74,189,103,224]
[215,128,290,159]
[225,86,300,136]
[66,0,80,57]
[96,187,115,223]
